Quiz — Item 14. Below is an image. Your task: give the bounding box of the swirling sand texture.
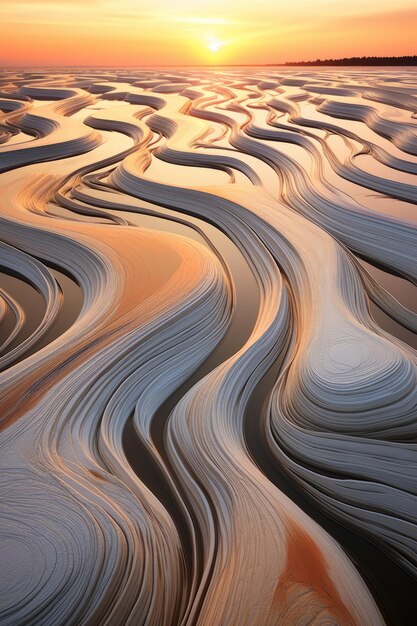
[0,67,416,625]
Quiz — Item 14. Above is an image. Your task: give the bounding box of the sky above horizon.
[1,0,416,66]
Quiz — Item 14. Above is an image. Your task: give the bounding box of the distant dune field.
[0,68,416,626]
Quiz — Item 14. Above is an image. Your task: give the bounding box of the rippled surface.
[0,67,416,626]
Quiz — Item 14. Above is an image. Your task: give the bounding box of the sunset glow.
[0,0,416,66]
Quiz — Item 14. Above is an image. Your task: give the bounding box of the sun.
[208,38,222,53]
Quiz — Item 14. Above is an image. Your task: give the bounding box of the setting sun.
[208,38,222,53]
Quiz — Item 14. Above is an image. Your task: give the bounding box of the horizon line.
[1,55,416,70]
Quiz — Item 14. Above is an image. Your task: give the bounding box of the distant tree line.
[284,56,417,66]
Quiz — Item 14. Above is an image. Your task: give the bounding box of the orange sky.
[1,0,416,66]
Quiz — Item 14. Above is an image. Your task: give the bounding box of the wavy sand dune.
[0,68,416,625]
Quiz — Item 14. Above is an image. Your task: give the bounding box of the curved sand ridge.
[0,68,416,625]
